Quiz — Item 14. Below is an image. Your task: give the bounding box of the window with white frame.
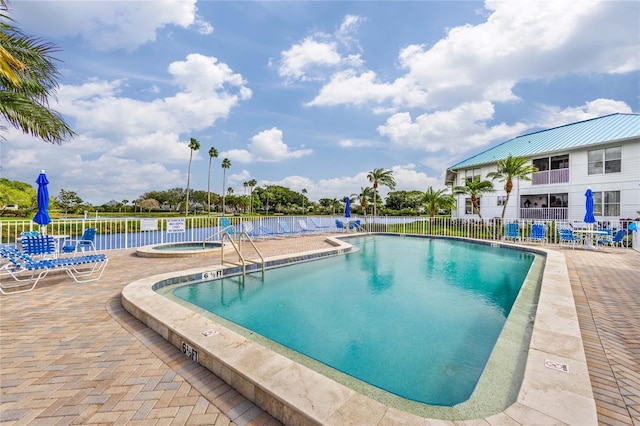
[463,168,481,184]
[497,196,507,206]
[592,191,620,216]
[465,197,479,214]
[588,147,621,175]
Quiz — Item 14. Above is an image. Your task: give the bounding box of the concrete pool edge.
[121,236,598,425]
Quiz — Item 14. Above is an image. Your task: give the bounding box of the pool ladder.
[203,226,265,276]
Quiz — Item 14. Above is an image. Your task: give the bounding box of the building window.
[463,169,481,184]
[593,191,620,216]
[465,198,479,214]
[588,147,621,174]
[549,193,568,207]
[497,196,507,206]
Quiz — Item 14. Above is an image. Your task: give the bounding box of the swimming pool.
[121,234,597,424]
[172,235,534,406]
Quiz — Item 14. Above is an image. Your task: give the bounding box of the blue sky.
[2,0,639,205]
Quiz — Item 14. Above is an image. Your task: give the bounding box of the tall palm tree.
[0,0,75,143]
[452,177,495,220]
[221,158,231,214]
[301,188,307,214]
[367,168,396,217]
[486,155,538,220]
[185,137,200,215]
[206,146,218,214]
[248,178,257,214]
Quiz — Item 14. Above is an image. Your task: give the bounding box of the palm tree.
[206,146,218,214]
[486,155,538,220]
[185,137,200,215]
[248,178,257,214]
[353,186,374,215]
[121,199,129,213]
[0,1,75,143]
[452,177,495,220]
[422,186,456,217]
[367,168,396,217]
[221,158,231,214]
[301,188,307,214]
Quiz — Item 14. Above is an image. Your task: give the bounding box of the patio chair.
[297,220,316,233]
[503,222,521,242]
[0,243,108,295]
[20,235,57,258]
[596,228,613,246]
[219,217,236,234]
[62,228,97,254]
[558,228,583,249]
[278,220,300,237]
[259,225,285,239]
[601,229,627,248]
[240,222,261,239]
[526,224,547,244]
[348,219,361,230]
[335,220,347,232]
[310,218,330,232]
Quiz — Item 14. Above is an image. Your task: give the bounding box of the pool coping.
[136,241,226,258]
[121,235,598,425]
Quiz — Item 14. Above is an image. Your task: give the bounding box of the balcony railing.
[520,208,567,220]
[532,169,569,185]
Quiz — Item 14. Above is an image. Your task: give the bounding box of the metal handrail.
[202,225,236,249]
[220,231,264,276]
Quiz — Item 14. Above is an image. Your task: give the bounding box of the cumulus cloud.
[58,54,251,140]
[279,15,364,82]
[535,98,633,128]
[224,128,313,163]
[377,101,529,153]
[13,0,211,50]
[308,1,639,111]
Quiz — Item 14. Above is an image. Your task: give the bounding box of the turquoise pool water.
[172,235,534,406]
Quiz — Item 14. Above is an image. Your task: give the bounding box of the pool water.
[172,235,534,406]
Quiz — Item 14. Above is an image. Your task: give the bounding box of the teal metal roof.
[448,113,640,171]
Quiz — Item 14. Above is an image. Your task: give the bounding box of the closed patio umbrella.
[33,170,51,233]
[344,197,351,219]
[584,188,596,226]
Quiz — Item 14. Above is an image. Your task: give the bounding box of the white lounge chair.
[0,243,108,295]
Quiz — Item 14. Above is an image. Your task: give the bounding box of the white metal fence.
[0,215,634,251]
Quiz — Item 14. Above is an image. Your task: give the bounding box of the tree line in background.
[1,155,538,219]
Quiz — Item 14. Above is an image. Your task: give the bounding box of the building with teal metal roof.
[446,113,640,226]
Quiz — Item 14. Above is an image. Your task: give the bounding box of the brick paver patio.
[1,235,638,425]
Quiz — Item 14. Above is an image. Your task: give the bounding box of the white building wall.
[450,138,640,222]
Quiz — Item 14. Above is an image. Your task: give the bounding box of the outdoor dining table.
[573,229,608,250]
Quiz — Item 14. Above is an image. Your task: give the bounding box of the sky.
[1,0,639,205]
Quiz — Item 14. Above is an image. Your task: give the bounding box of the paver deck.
[1,235,638,425]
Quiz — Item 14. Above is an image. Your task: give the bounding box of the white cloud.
[279,15,365,83]
[377,101,529,153]
[308,1,639,111]
[13,0,211,50]
[224,128,313,163]
[58,54,251,140]
[279,37,342,82]
[535,98,633,128]
[338,138,377,148]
